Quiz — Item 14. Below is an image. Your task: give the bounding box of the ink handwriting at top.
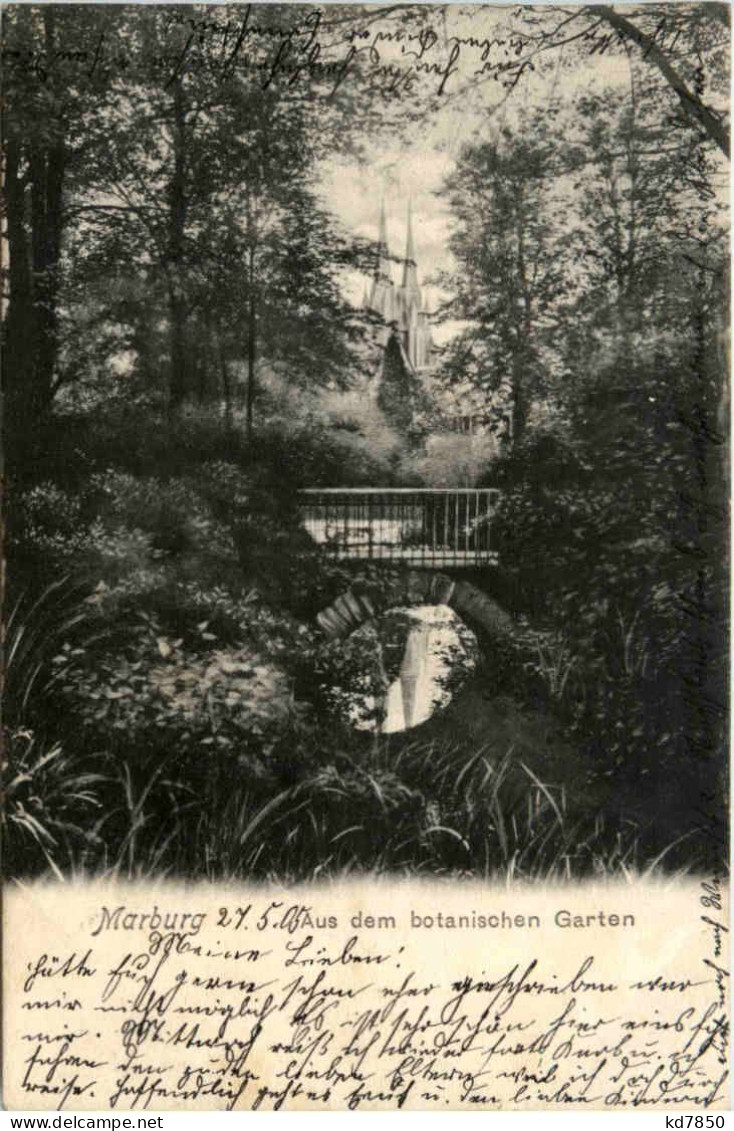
[0,6,558,99]
[11,892,729,1113]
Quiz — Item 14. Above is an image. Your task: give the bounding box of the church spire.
[367,196,395,324]
[379,197,388,250]
[375,197,392,283]
[405,199,416,264]
[401,200,419,293]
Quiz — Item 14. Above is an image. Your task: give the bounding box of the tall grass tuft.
[43,730,690,884]
[4,577,93,729]
[3,579,110,877]
[2,729,106,879]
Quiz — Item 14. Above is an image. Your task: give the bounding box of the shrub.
[306,624,388,731]
[51,607,304,773]
[12,482,86,561]
[487,415,726,850]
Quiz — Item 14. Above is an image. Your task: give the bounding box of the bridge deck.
[299,488,499,569]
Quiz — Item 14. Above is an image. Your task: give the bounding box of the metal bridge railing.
[298,488,499,568]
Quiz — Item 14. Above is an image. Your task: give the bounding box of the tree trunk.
[3,9,67,451]
[512,201,531,445]
[167,78,188,413]
[3,134,35,442]
[168,288,187,412]
[35,10,65,410]
[246,244,257,441]
[510,358,526,446]
[29,138,65,413]
[192,321,207,402]
[215,320,233,429]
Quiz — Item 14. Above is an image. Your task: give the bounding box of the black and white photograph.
[1,1,730,1113]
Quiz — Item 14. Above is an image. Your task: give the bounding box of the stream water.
[336,605,478,734]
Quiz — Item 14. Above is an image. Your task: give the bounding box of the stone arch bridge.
[314,568,514,643]
[298,487,514,642]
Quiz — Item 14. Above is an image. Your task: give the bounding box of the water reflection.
[340,605,478,734]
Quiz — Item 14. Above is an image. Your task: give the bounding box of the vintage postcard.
[1,1,730,1114]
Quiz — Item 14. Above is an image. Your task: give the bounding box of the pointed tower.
[368,198,395,328]
[395,200,429,369]
[376,198,392,283]
[401,200,421,300]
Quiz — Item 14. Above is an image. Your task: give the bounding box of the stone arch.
[315,569,515,643]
